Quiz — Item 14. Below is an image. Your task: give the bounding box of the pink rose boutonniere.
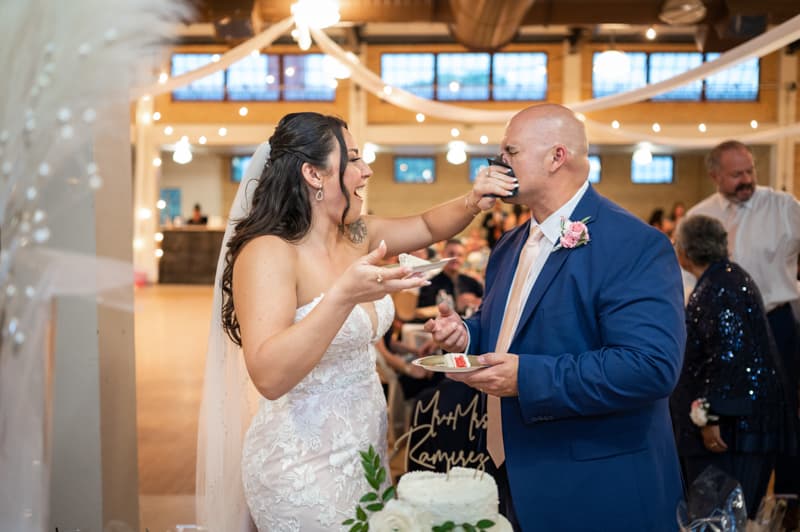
[554,216,591,251]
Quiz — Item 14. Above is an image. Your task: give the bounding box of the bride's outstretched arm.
[365,165,517,256]
[234,237,426,400]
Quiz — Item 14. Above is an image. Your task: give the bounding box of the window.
[493,53,548,101]
[381,53,435,99]
[469,157,490,182]
[170,54,225,101]
[437,53,491,101]
[394,157,435,183]
[231,155,253,183]
[649,53,703,101]
[704,53,759,100]
[591,51,759,101]
[159,188,182,225]
[283,54,336,101]
[588,155,601,184]
[631,155,673,184]
[227,54,280,101]
[592,52,647,98]
[170,53,338,101]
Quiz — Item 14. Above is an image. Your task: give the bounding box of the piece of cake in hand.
[398,252,431,269]
[443,353,471,369]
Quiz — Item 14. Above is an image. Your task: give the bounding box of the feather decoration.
[0,1,188,530]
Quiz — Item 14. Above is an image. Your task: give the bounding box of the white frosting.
[443,353,471,369]
[379,467,511,531]
[398,253,430,268]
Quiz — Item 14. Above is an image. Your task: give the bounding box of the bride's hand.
[331,240,430,305]
[466,163,519,213]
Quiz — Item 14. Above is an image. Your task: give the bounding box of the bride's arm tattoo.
[348,218,367,244]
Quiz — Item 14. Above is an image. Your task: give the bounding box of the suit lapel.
[512,185,602,345]
[487,222,531,351]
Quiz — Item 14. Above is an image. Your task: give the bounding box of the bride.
[197,112,515,531]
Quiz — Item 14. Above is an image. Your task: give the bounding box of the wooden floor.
[135,284,213,531]
[135,283,407,531]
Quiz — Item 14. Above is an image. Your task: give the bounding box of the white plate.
[412,354,488,373]
[389,257,455,274]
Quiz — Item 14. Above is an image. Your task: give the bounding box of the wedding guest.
[416,239,483,319]
[482,201,508,249]
[196,112,514,531]
[687,140,800,511]
[187,202,208,225]
[425,104,685,531]
[670,201,687,226]
[648,207,674,236]
[671,214,795,519]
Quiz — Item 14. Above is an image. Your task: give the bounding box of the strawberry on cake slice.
[443,353,471,369]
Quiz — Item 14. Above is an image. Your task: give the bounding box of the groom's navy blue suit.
[465,185,686,531]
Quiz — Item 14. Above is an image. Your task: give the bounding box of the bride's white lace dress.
[241,294,394,531]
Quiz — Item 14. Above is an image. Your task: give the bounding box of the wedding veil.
[195,141,270,532]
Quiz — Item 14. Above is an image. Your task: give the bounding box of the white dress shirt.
[687,186,800,312]
[502,180,590,324]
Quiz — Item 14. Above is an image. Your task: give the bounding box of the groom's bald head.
[500,104,590,216]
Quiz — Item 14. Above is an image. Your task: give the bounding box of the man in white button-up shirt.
[687,139,800,509]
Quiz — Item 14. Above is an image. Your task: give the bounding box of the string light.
[450,128,460,138]
[172,136,192,165]
[611,120,620,129]
[239,106,248,117]
[446,141,467,165]
[218,127,227,137]
[163,125,173,135]
[363,142,377,164]
[633,143,653,165]
[416,113,425,123]
[750,120,758,129]
[646,27,657,40]
[698,123,707,133]
[652,123,661,133]
[479,135,489,144]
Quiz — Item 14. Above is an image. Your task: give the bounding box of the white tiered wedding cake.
[368,467,513,531]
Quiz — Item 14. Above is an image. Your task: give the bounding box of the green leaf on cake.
[360,492,378,503]
[381,485,396,501]
[342,518,355,525]
[462,524,476,532]
[356,506,367,521]
[476,519,496,529]
[365,502,384,512]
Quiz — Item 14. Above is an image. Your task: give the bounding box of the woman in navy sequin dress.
[671,215,795,518]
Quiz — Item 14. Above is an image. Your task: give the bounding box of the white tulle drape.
[0,1,184,530]
[195,142,270,532]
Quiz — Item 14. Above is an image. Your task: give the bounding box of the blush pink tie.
[487,227,544,466]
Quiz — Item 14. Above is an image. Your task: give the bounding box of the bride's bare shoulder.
[236,235,298,268]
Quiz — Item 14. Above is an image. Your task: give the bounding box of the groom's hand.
[448,352,519,398]
[423,302,468,353]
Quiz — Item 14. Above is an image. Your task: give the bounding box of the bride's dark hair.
[221,112,350,345]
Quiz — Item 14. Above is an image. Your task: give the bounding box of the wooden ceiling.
[188,0,800,52]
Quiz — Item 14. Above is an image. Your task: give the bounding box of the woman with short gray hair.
[671,214,795,519]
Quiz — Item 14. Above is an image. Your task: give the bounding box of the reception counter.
[158,228,224,284]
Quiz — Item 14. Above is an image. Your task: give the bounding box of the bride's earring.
[315,186,324,201]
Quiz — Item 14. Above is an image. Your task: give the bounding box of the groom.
[425,104,686,531]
